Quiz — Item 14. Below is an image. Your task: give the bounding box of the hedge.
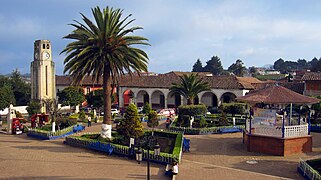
[168,125,244,135]
[27,123,85,140]
[64,130,184,164]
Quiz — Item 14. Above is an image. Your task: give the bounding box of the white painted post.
[190,116,194,128]
[233,117,236,126]
[52,121,56,132]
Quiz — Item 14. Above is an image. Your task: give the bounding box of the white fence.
[284,124,308,138]
[250,123,308,138]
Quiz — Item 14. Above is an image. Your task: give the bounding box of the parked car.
[157,108,175,117]
[137,107,143,114]
[111,108,119,115]
[100,109,119,116]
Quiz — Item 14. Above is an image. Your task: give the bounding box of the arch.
[123,89,134,107]
[201,92,218,107]
[167,92,181,108]
[221,92,237,103]
[136,90,149,107]
[151,90,165,109]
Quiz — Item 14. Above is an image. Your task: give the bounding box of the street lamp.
[135,135,160,180]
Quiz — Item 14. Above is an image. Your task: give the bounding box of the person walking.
[87,116,92,127]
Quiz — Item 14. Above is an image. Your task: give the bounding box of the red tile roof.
[302,72,321,81]
[118,72,254,90]
[236,85,320,104]
[56,72,259,90]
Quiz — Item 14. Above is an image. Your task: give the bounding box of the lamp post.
[135,135,160,180]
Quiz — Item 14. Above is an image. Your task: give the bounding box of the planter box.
[64,131,183,164]
[27,124,85,140]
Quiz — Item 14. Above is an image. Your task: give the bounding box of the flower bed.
[168,125,244,135]
[27,124,85,140]
[64,131,183,164]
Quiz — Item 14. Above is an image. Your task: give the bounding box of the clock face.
[34,52,38,60]
[42,52,50,60]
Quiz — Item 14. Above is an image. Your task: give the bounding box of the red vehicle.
[31,114,49,128]
[12,118,24,135]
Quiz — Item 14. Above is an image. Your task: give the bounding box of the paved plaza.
[1,123,321,179]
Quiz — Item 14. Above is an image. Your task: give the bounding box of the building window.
[46,44,50,49]
[43,44,45,49]
[86,87,91,94]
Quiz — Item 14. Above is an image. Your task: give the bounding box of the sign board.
[253,108,276,126]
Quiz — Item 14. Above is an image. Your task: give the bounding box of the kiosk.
[237,85,320,156]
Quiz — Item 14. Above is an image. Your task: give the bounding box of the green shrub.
[69,113,79,120]
[142,102,151,114]
[147,110,158,129]
[79,110,86,120]
[117,103,144,144]
[178,104,207,117]
[199,116,207,128]
[221,103,246,116]
[178,104,206,127]
[56,117,77,129]
[218,112,229,126]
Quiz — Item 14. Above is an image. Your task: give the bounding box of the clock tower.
[31,40,56,112]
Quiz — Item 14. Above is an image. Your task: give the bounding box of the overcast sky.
[1,0,321,75]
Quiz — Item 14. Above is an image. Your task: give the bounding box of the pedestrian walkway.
[2,121,320,179]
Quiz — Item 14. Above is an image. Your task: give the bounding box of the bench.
[183,138,190,152]
[73,125,85,133]
[219,127,241,134]
[100,143,114,155]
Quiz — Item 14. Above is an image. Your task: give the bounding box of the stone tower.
[30,40,56,112]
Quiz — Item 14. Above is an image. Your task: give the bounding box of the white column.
[119,87,124,108]
[165,95,168,108]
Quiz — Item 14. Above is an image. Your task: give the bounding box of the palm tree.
[61,6,149,138]
[169,73,210,105]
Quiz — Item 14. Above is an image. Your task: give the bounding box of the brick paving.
[1,122,321,179]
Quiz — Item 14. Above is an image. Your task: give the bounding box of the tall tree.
[0,85,15,110]
[309,57,319,69]
[248,66,257,76]
[86,89,104,109]
[192,59,204,72]
[57,86,85,107]
[10,69,30,105]
[61,6,149,138]
[26,100,42,117]
[169,73,210,105]
[297,59,308,69]
[273,58,285,71]
[228,59,246,77]
[203,56,224,75]
[311,58,321,72]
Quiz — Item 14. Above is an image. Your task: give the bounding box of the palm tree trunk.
[187,98,193,105]
[101,64,112,138]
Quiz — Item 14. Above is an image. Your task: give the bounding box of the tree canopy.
[203,56,224,75]
[57,86,85,107]
[192,59,204,72]
[169,73,210,105]
[227,59,246,77]
[61,6,149,138]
